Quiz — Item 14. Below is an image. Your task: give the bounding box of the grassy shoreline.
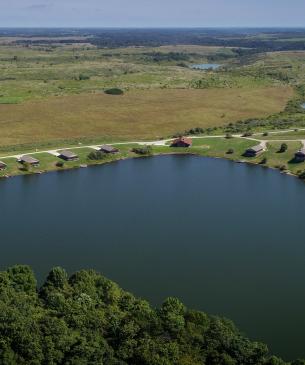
[1,136,305,182]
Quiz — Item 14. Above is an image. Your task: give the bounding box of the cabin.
[99,145,119,154]
[244,144,264,157]
[0,161,7,170]
[19,155,40,167]
[58,150,79,161]
[294,148,305,162]
[171,137,192,148]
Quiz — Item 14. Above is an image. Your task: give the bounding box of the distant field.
[0,86,293,147]
[0,40,300,149]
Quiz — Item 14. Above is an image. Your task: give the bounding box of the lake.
[1,155,305,360]
[190,63,221,70]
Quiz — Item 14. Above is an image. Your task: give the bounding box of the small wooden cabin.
[0,161,7,170]
[295,148,305,162]
[244,144,264,157]
[99,145,119,154]
[171,137,192,148]
[19,155,40,166]
[58,150,79,161]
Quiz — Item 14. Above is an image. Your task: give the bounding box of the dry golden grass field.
[0,86,293,146]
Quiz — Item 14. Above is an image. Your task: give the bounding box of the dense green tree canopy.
[0,265,300,364]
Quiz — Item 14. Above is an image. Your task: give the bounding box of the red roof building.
[171,137,192,148]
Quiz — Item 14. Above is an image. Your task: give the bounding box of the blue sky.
[1,0,305,28]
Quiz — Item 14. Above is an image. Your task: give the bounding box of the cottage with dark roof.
[244,144,264,157]
[99,145,119,154]
[295,148,305,162]
[171,137,192,148]
[58,150,79,161]
[0,161,7,170]
[19,155,40,166]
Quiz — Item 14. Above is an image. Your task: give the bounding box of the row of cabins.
[3,138,305,170]
[171,138,305,163]
[245,144,305,162]
[0,145,120,170]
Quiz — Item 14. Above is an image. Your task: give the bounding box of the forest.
[2,28,305,51]
[0,265,303,365]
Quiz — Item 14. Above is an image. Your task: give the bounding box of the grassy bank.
[2,137,305,181]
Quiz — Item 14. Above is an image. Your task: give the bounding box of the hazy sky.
[1,0,305,28]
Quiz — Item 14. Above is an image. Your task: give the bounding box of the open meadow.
[0,86,292,147]
[0,39,296,149]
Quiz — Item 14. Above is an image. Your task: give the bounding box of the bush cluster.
[104,88,124,95]
[0,265,301,365]
[131,145,153,155]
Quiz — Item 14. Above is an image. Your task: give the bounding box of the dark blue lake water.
[1,155,305,360]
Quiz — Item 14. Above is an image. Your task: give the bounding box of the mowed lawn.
[0,86,293,147]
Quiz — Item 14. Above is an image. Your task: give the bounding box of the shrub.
[279,143,288,153]
[279,165,287,171]
[226,148,234,154]
[104,88,124,95]
[78,73,90,81]
[242,131,253,137]
[263,132,269,136]
[187,127,204,135]
[56,161,64,168]
[132,146,153,155]
[87,151,107,161]
[225,133,233,139]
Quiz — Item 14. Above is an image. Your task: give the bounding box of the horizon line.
[1,26,305,30]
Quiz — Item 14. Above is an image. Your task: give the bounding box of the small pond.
[190,63,221,70]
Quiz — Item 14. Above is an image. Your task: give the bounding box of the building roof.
[99,145,119,152]
[172,136,192,146]
[295,148,305,156]
[247,144,264,153]
[59,150,78,158]
[20,155,39,164]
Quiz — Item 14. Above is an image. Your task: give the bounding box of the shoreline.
[0,149,301,183]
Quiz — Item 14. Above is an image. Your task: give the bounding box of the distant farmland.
[0,86,293,147]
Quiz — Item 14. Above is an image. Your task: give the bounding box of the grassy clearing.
[0,86,293,147]
[0,96,23,104]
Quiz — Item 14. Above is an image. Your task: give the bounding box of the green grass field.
[0,41,296,149]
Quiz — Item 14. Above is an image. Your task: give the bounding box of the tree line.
[0,265,303,364]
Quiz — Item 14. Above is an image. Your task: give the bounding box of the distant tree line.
[4,28,305,52]
[0,265,303,364]
[141,52,191,63]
